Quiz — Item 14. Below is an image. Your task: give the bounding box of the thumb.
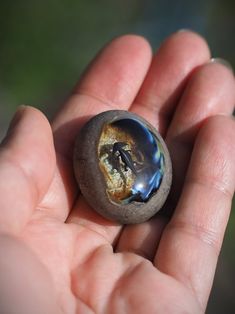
[0,106,56,234]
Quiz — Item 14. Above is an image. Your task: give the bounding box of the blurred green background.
[0,1,234,313]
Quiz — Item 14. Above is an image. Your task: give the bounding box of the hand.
[0,31,234,314]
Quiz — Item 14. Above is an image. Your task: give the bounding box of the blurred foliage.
[0,0,143,111]
[1,0,235,111]
[0,0,234,313]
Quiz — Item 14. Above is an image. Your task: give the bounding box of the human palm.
[0,31,235,314]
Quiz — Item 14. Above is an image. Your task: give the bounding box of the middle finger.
[116,30,211,258]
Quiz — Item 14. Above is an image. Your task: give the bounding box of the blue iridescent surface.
[111,118,165,203]
[99,117,165,204]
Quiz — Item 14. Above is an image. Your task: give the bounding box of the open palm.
[0,31,234,314]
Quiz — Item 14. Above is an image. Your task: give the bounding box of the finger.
[166,60,235,211]
[155,116,235,309]
[118,60,234,264]
[43,36,152,239]
[131,30,210,133]
[53,35,152,158]
[117,30,210,258]
[115,214,168,260]
[0,106,55,234]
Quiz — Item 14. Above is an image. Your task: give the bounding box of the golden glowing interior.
[98,124,136,203]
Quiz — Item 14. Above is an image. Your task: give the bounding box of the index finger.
[52,35,152,158]
[40,35,152,220]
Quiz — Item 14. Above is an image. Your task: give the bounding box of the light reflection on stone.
[98,118,165,204]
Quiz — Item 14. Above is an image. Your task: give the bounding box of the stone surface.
[73,110,172,224]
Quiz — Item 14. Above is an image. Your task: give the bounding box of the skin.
[0,30,234,314]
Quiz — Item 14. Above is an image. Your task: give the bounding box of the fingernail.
[177,28,195,33]
[210,58,234,73]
